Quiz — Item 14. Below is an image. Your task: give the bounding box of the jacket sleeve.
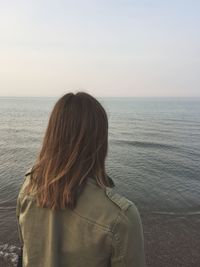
[16,194,24,245]
[16,171,32,245]
[111,204,146,267]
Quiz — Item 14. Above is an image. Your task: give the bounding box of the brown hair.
[25,92,113,210]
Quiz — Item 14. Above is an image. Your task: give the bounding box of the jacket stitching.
[110,211,122,260]
[20,194,112,234]
[69,209,113,234]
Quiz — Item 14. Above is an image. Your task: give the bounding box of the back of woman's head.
[25,92,113,209]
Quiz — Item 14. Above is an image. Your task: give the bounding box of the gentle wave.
[111,139,177,150]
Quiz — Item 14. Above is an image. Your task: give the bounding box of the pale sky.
[0,0,199,97]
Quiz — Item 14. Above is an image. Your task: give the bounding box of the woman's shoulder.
[105,187,133,212]
[18,167,34,198]
[104,187,143,244]
[86,177,139,216]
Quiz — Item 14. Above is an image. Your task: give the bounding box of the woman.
[16,92,145,267]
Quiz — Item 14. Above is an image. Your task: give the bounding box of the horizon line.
[0,95,200,98]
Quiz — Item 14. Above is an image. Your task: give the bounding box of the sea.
[0,97,200,266]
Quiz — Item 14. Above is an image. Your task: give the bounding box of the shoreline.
[1,213,200,267]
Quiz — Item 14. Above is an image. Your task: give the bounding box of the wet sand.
[142,213,200,267]
[1,214,200,267]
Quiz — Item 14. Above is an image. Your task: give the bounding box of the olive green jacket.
[16,171,146,267]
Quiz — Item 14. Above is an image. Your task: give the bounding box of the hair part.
[25,92,113,210]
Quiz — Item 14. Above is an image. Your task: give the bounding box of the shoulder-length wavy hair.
[25,92,113,210]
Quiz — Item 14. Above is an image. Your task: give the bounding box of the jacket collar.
[87,175,115,187]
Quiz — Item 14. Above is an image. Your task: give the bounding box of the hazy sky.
[0,0,199,97]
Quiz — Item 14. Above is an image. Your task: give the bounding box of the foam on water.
[0,243,20,267]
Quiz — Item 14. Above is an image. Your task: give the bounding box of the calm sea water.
[0,97,200,265]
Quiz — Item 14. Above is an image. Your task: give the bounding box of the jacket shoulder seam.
[105,187,133,211]
[72,209,113,234]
